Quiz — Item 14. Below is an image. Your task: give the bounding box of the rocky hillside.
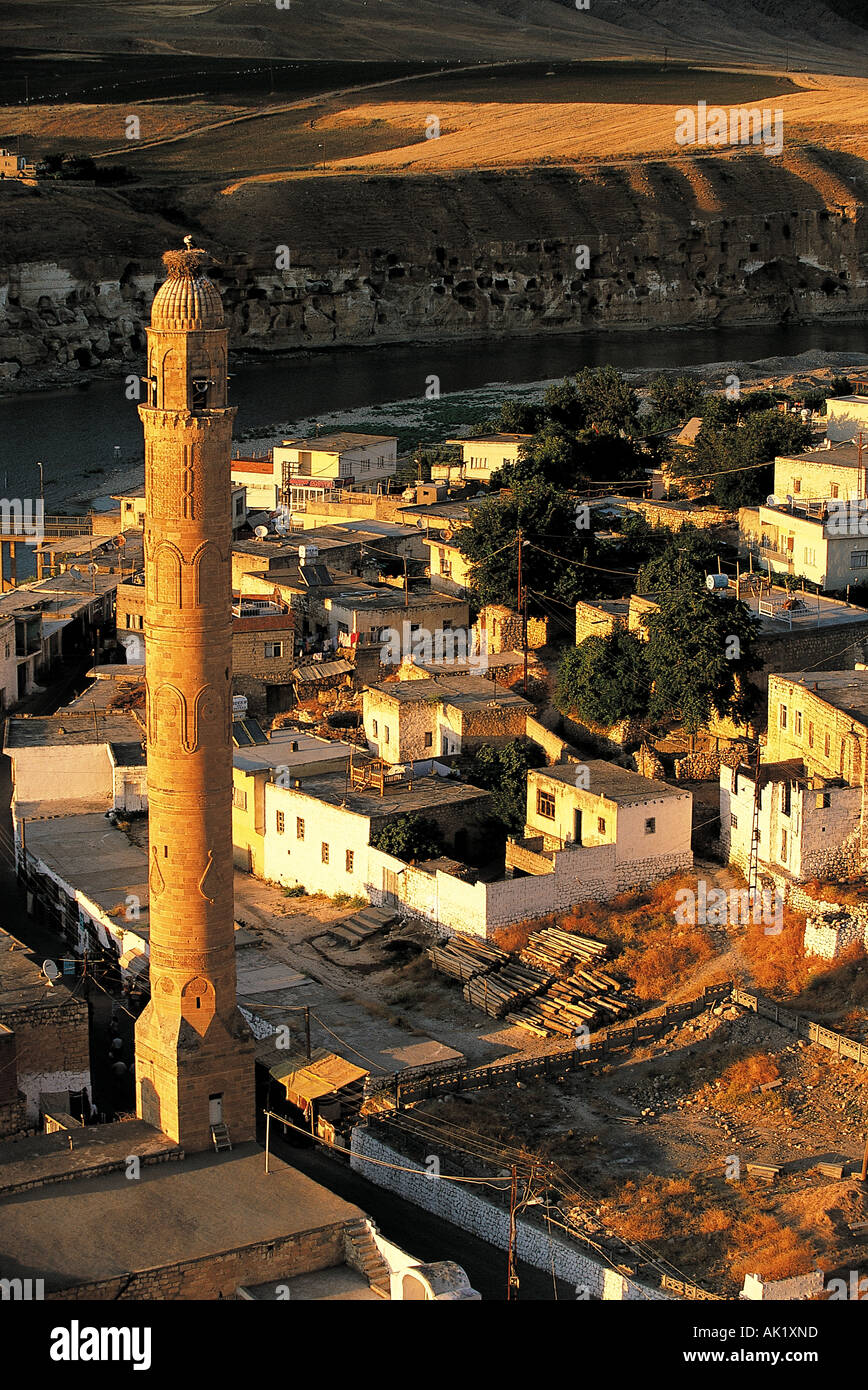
[2,154,867,390]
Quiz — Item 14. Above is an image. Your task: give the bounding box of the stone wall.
[350,1127,669,1301]
[477,604,548,654]
[674,743,749,781]
[47,1222,351,1301]
[0,998,91,1126]
[231,622,296,719]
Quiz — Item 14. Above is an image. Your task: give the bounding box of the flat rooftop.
[234,731,352,775]
[0,1120,179,1198]
[370,675,528,709]
[0,927,83,1015]
[739,588,868,633]
[446,434,532,445]
[65,678,145,712]
[284,769,489,818]
[772,669,868,724]
[776,442,863,467]
[4,711,142,749]
[536,760,686,805]
[23,814,149,939]
[0,1145,364,1292]
[279,432,396,453]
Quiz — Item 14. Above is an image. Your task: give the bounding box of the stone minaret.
[135,246,255,1151]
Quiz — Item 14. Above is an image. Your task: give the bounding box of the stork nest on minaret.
[162,247,208,278]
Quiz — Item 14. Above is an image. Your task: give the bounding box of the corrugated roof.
[262,1046,367,1099]
[294,659,353,684]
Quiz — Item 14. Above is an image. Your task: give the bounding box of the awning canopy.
[259,1044,367,1102]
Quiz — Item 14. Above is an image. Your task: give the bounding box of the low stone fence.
[732,987,868,1068]
[674,743,749,781]
[362,982,733,1111]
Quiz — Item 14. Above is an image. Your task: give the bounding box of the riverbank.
[50,346,868,515]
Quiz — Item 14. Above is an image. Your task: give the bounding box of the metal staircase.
[211,1123,232,1152]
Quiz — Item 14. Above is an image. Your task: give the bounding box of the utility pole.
[304,1005,311,1061]
[506,1165,520,1300]
[403,554,409,609]
[517,529,528,695]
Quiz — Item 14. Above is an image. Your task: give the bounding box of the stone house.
[773,440,865,503]
[506,762,693,893]
[232,730,353,875]
[719,671,868,884]
[719,758,862,883]
[231,603,296,718]
[274,432,398,500]
[4,711,147,820]
[261,770,492,897]
[0,927,92,1127]
[362,676,531,764]
[442,434,532,483]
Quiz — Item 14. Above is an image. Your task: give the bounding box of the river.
[1,320,867,513]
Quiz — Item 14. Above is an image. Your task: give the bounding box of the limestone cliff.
[2,163,867,390]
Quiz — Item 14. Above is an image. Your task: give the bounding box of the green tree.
[463,738,546,834]
[372,814,442,862]
[636,526,720,594]
[542,378,587,431]
[458,478,594,611]
[647,374,703,429]
[643,588,760,733]
[685,407,814,509]
[556,628,652,727]
[574,365,640,437]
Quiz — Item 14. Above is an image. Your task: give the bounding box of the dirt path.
[91,60,516,167]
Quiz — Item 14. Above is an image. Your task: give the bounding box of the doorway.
[209,1093,224,1127]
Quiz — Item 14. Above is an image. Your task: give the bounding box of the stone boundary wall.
[525,715,569,764]
[804,913,868,960]
[0,1146,183,1198]
[733,987,868,1067]
[45,1221,351,1301]
[350,1128,670,1302]
[674,744,749,781]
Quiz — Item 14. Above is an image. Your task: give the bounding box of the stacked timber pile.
[520,926,609,976]
[463,960,552,1018]
[507,962,634,1037]
[428,937,507,983]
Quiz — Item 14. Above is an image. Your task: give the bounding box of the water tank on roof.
[706,573,729,590]
[299,544,319,566]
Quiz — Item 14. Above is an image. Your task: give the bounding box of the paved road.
[269,1126,575,1302]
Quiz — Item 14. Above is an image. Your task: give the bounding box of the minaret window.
[192,377,213,410]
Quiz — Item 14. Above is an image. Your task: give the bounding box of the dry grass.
[562,876,715,1002]
[602,1173,820,1289]
[717,1053,780,1104]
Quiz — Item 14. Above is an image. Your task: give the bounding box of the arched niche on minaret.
[193,541,223,607]
[154,543,183,608]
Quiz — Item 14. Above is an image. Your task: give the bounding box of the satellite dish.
[115,534,126,547]
[416,518,425,529]
[42,959,60,985]
[766,495,783,507]
[87,563,99,575]
[442,529,453,542]
[254,525,269,539]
